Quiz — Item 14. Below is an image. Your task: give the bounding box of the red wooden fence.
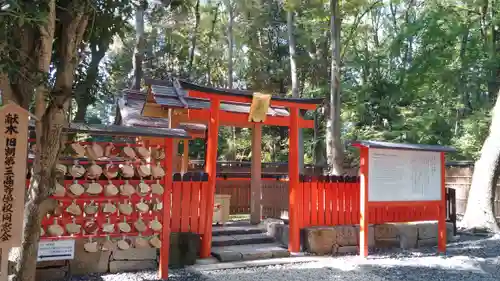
[171,173,210,235]
[217,175,456,232]
[298,176,442,228]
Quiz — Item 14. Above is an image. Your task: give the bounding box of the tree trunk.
[13,3,89,280]
[133,1,146,90]
[224,0,234,88]
[461,90,500,233]
[287,9,304,173]
[188,0,201,75]
[206,3,220,85]
[326,0,344,175]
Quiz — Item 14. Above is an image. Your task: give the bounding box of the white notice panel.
[368,148,441,202]
[37,240,75,262]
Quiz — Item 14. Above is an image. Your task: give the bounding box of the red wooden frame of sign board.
[352,141,456,257]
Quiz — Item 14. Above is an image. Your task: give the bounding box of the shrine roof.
[351,140,456,153]
[178,79,324,105]
[148,84,290,117]
[118,91,171,128]
[118,89,207,132]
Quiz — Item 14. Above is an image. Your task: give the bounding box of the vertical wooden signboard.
[0,103,29,280]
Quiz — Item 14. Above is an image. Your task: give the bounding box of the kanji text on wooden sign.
[0,103,29,247]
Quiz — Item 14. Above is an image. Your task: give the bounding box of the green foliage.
[65,0,500,163]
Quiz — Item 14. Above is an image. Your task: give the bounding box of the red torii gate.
[141,78,323,255]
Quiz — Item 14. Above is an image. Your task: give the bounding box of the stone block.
[374,238,400,248]
[417,222,438,239]
[336,246,358,254]
[35,267,68,281]
[170,232,200,268]
[69,238,111,275]
[354,225,375,247]
[336,225,357,246]
[112,247,157,261]
[37,260,67,268]
[304,227,337,255]
[210,246,243,262]
[374,224,398,240]
[417,237,438,248]
[394,224,418,249]
[109,260,157,273]
[240,245,273,260]
[261,218,284,236]
[277,224,289,246]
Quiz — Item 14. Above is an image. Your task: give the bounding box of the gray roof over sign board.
[28,119,190,139]
[351,140,456,153]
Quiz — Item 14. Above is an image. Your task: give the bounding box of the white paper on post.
[367,148,441,202]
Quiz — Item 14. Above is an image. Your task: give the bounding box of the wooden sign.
[0,103,29,248]
[248,92,271,122]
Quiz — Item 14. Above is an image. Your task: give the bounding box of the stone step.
[212,233,275,247]
[212,226,265,237]
[211,243,290,262]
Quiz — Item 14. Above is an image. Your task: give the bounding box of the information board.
[368,148,441,202]
[37,240,75,262]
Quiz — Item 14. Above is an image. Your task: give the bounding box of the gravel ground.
[68,234,500,281]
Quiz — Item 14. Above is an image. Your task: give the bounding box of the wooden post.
[182,140,189,174]
[159,137,173,279]
[288,107,300,252]
[438,152,447,253]
[200,99,220,258]
[359,147,369,257]
[1,248,8,281]
[250,123,262,224]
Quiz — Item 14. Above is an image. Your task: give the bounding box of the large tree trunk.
[326,0,344,175]
[224,0,234,88]
[206,3,220,85]
[74,45,107,123]
[461,90,500,233]
[13,3,89,280]
[287,9,304,173]
[132,1,146,90]
[188,0,201,75]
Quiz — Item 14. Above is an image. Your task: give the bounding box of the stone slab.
[211,246,243,262]
[417,237,439,247]
[195,257,219,265]
[212,226,264,236]
[354,225,375,247]
[374,224,399,240]
[232,233,275,245]
[109,260,157,273]
[212,235,238,246]
[35,267,68,281]
[112,247,157,261]
[37,260,67,268]
[336,245,358,254]
[335,225,357,246]
[211,243,289,262]
[416,222,439,239]
[304,227,337,255]
[69,238,111,275]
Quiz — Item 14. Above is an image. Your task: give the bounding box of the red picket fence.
[297,176,457,232]
[216,174,457,233]
[215,174,289,217]
[171,173,210,235]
